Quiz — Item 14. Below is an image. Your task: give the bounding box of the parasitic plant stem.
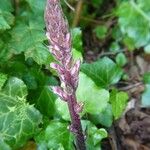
[44,0,86,149]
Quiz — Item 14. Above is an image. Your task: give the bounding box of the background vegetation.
[0,0,150,149]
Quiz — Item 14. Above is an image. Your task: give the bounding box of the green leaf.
[110,89,128,119]
[10,22,52,65]
[0,0,14,30]
[94,25,108,40]
[55,98,70,121]
[36,86,56,117]
[143,72,150,84]
[142,84,150,107]
[81,57,123,88]
[71,28,83,53]
[0,10,14,30]
[0,77,42,149]
[24,43,53,65]
[72,48,83,62]
[89,104,113,127]
[0,0,13,12]
[115,52,127,67]
[0,73,7,90]
[3,77,28,98]
[117,0,150,49]
[109,42,121,52]
[36,121,74,150]
[0,139,11,150]
[25,0,46,14]
[82,120,107,150]
[76,72,109,114]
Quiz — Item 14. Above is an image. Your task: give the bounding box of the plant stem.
[67,94,86,150]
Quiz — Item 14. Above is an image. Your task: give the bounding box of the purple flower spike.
[51,86,68,101]
[45,0,86,149]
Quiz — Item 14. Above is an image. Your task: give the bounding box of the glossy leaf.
[89,104,113,127]
[82,120,107,150]
[0,77,42,149]
[36,121,74,150]
[76,72,109,114]
[3,77,28,98]
[36,86,56,117]
[10,22,52,65]
[110,89,128,119]
[81,57,123,88]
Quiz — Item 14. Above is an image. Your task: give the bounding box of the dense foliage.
[0,0,149,149]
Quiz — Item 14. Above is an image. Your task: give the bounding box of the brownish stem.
[67,94,86,150]
[72,0,83,27]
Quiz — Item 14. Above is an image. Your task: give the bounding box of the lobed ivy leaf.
[117,0,150,49]
[81,57,123,88]
[25,0,46,14]
[0,10,14,30]
[3,77,28,98]
[36,86,56,117]
[0,77,42,149]
[110,89,128,119]
[10,21,52,65]
[36,121,74,150]
[76,72,109,114]
[0,1,14,30]
[82,120,107,150]
[55,98,70,121]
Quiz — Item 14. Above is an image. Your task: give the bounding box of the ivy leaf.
[55,72,109,118]
[117,0,150,49]
[25,0,46,14]
[55,98,70,121]
[89,104,113,127]
[0,139,11,150]
[0,10,14,30]
[81,57,123,88]
[0,0,14,30]
[76,72,109,114]
[82,120,107,150]
[36,121,74,150]
[36,86,56,117]
[3,77,28,98]
[10,22,52,65]
[0,77,42,149]
[24,43,53,65]
[110,89,128,119]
